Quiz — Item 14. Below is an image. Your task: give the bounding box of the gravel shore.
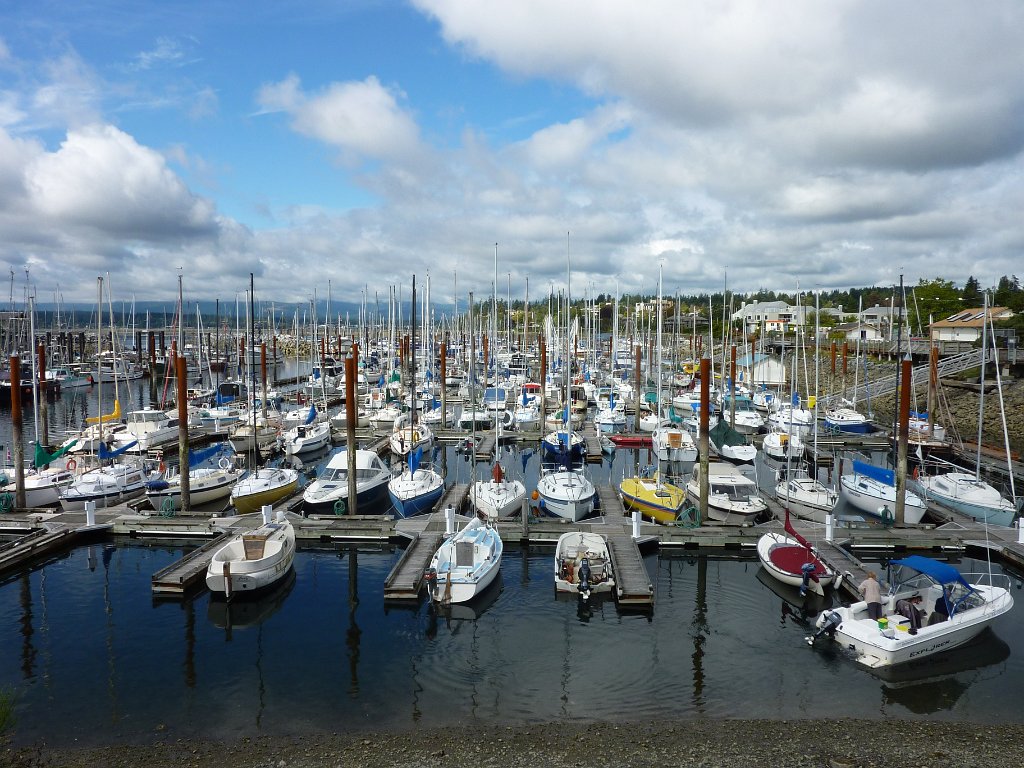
[9,719,1024,768]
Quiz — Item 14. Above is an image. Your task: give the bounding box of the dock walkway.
[151,531,234,594]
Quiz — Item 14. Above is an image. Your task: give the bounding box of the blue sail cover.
[304,403,317,425]
[892,555,971,589]
[188,444,223,466]
[409,446,422,473]
[852,459,894,486]
[99,440,139,460]
[791,391,800,406]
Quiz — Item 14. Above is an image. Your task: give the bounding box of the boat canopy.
[891,555,971,590]
[852,459,894,486]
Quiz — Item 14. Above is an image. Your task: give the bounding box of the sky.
[1,0,1022,309]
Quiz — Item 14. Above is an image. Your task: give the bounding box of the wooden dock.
[436,483,470,513]
[151,531,234,594]
[474,433,496,461]
[580,427,604,463]
[0,524,78,576]
[383,530,444,600]
[605,530,655,607]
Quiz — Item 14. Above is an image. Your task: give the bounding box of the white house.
[731,301,812,335]
[734,353,787,387]
[835,321,884,343]
[929,306,1013,344]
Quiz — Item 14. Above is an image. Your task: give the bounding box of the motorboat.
[686,462,766,525]
[229,467,299,515]
[471,462,526,520]
[302,448,391,515]
[387,448,444,518]
[424,516,502,605]
[536,464,596,522]
[757,509,835,596]
[206,508,296,598]
[839,460,926,524]
[620,470,689,525]
[554,531,614,600]
[123,408,181,451]
[810,555,1013,668]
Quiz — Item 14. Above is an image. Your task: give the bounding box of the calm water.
[2,374,1024,746]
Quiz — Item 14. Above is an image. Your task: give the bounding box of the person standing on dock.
[859,571,882,620]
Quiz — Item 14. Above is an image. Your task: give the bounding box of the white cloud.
[26,124,216,238]
[256,74,422,163]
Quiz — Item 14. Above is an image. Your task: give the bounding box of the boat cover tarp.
[892,555,971,590]
[34,440,77,468]
[852,459,894,486]
[409,446,423,473]
[709,419,745,448]
[188,443,223,466]
[98,440,139,460]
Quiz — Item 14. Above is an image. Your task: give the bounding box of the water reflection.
[876,629,1011,714]
[754,566,833,629]
[206,569,296,635]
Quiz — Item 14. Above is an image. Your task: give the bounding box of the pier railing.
[837,348,990,403]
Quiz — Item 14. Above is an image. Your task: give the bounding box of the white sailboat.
[425,514,503,605]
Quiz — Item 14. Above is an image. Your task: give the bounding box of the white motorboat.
[229,467,299,515]
[686,462,766,525]
[123,408,181,451]
[839,460,926,524]
[554,531,614,600]
[470,462,526,520]
[302,448,391,515]
[206,508,296,598]
[536,465,596,522]
[810,555,1013,668]
[425,516,502,604]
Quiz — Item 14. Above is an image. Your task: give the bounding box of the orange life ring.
[66,458,77,471]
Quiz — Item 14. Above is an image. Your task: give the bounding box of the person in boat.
[929,587,951,625]
[858,571,883,620]
[895,595,924,634]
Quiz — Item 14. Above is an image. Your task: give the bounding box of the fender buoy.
[158,461,166,474]
[912,466,919,480]
[880,506,895,526]
[218,457,231,470]
[412,430,420,443]
[66,458,77,471]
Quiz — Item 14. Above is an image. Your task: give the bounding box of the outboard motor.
[578,557,592,601]
[800,562,819,596]
[808,610,842,646]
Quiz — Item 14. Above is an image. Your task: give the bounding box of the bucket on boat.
[877,617,889,631]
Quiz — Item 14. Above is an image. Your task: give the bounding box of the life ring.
[66,458,77,471]
[218,457,232,470]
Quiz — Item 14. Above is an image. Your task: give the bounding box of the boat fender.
[912,466,919,480]
[218,457,232,470]
[879,505,894,527]
[412,430,420,443]
[66,458,77,471]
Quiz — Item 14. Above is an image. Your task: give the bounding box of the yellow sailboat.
[619,471,688,524]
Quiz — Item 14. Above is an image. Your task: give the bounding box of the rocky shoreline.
[9,719,1024,768]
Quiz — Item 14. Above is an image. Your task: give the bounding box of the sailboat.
[909,294,1018,526]
[536,236,596,522]
[757,507,835,595]
[425,514,503,604]
[145,445,241,512]
[388,445,444,518]
[620,265,690,524]
[60,277,151,511]
[470,253,527,521]
[229,275,299,515]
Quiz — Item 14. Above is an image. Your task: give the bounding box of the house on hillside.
[835,321,884,343]
[731,301,810,335]
[929,306,1014,345]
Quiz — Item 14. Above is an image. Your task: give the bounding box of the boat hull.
[206,520,295,596]
[554,531,615,596]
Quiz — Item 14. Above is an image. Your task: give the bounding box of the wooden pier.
[605,530,655,607]
[0,525,78,575]
[151,531,234,594]
[383,530,444,600]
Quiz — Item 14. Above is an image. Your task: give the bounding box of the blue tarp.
[99,440,139,460]
[852,459,894,487]
[304,403,317,425]
[891,555,971,589]
[409,446,422,473]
